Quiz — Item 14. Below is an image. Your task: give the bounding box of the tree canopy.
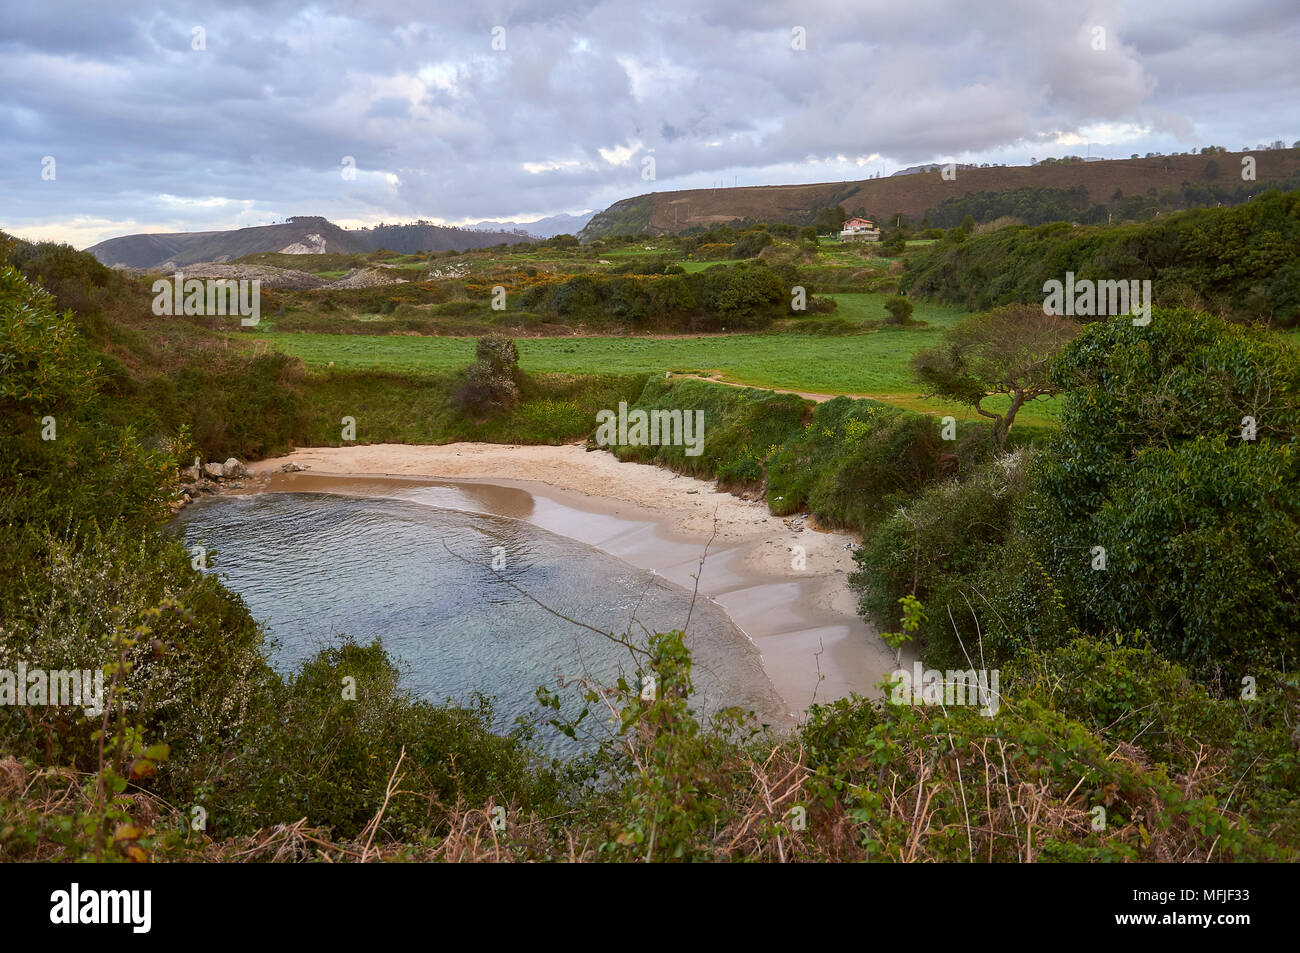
[911,304,1078,447]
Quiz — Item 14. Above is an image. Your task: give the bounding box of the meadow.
[254,290,1063,428]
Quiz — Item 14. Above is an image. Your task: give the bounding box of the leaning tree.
[910,304,1078,449]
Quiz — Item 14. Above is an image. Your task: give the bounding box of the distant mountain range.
[579,148,1300,240]
[86,216,534,270]
[465,211,594,237]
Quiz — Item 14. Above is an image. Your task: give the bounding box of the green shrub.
[453,335,523,418]
[610,377,807,488]
[730,231,773,259]
[694,243,734,261]
[902,188,1300,324]
[883,294,914,324]
[766,398,973,528]
[225,639,563,839]
[1032,308,1300,679]
[851,450,1032,661]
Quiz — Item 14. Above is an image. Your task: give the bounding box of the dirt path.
[667,372,906,405]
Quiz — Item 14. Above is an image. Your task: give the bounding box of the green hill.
[581,148,1300,239]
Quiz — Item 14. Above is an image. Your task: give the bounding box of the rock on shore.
[170,457,249,512]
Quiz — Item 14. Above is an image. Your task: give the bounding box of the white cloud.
[1,0,1295,245]
[1052,122,1152,147]
[522,159,587,174]
[598,140,643,166]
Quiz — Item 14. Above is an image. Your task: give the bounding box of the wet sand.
[238,443,908,716]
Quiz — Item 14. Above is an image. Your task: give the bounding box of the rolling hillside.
[580,148,1300,239]
[87,215,530,269]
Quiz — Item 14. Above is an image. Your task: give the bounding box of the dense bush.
[1030,308,1300,680]
[765,397,991,528]
[452,335,523,418]
[925,185,1108,228]
[902,188,1300,325]
[854,307,1300,684]
[0,512,272,788]
[610,376,807,487]
[882,294,914,324]
[730,231,774,259]
[226,639,564,839]
[517,261,791,332]
[0,263,175,522]
[694,242,734,261]
[851,450,1032,661]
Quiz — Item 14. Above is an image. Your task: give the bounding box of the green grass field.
[820,292,965,326]
[253,290,1062,428]
[678,258,745,272]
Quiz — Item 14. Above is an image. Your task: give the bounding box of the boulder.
[222,457,246,478]
[203,462,225,480]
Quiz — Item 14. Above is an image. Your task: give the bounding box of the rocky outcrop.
[323,267,409,289]
[170,457,251,513]
[279,233,328,254]
[154,262,327,291]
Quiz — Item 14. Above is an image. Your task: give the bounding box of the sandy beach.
[238,442,906,716]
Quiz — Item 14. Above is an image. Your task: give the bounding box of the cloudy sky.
[3,0,1297,247]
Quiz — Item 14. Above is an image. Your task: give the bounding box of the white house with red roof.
[839,217,880,241]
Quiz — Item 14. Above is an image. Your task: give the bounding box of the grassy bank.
[297,368,646,446]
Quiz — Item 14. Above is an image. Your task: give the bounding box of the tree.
[879,230,906,255]
[0,265,97,420]
[453,335,522,418]
[911,304,1078,448]
[883,295,913,325]
[730,230,773,259]
[647,274,693,322]
[814,205,847,234]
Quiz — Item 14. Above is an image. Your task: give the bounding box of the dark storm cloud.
[1,0,1296,245]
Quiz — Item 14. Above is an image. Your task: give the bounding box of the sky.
[3,0,1298,248]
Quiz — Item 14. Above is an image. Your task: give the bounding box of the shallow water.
[171,491,786,756]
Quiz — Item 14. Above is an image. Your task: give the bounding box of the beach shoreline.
[235,442,906,715]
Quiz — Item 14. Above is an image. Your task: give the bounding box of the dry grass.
[0,708,1245,863]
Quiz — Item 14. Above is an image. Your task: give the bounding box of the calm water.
[171,491,784,756]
